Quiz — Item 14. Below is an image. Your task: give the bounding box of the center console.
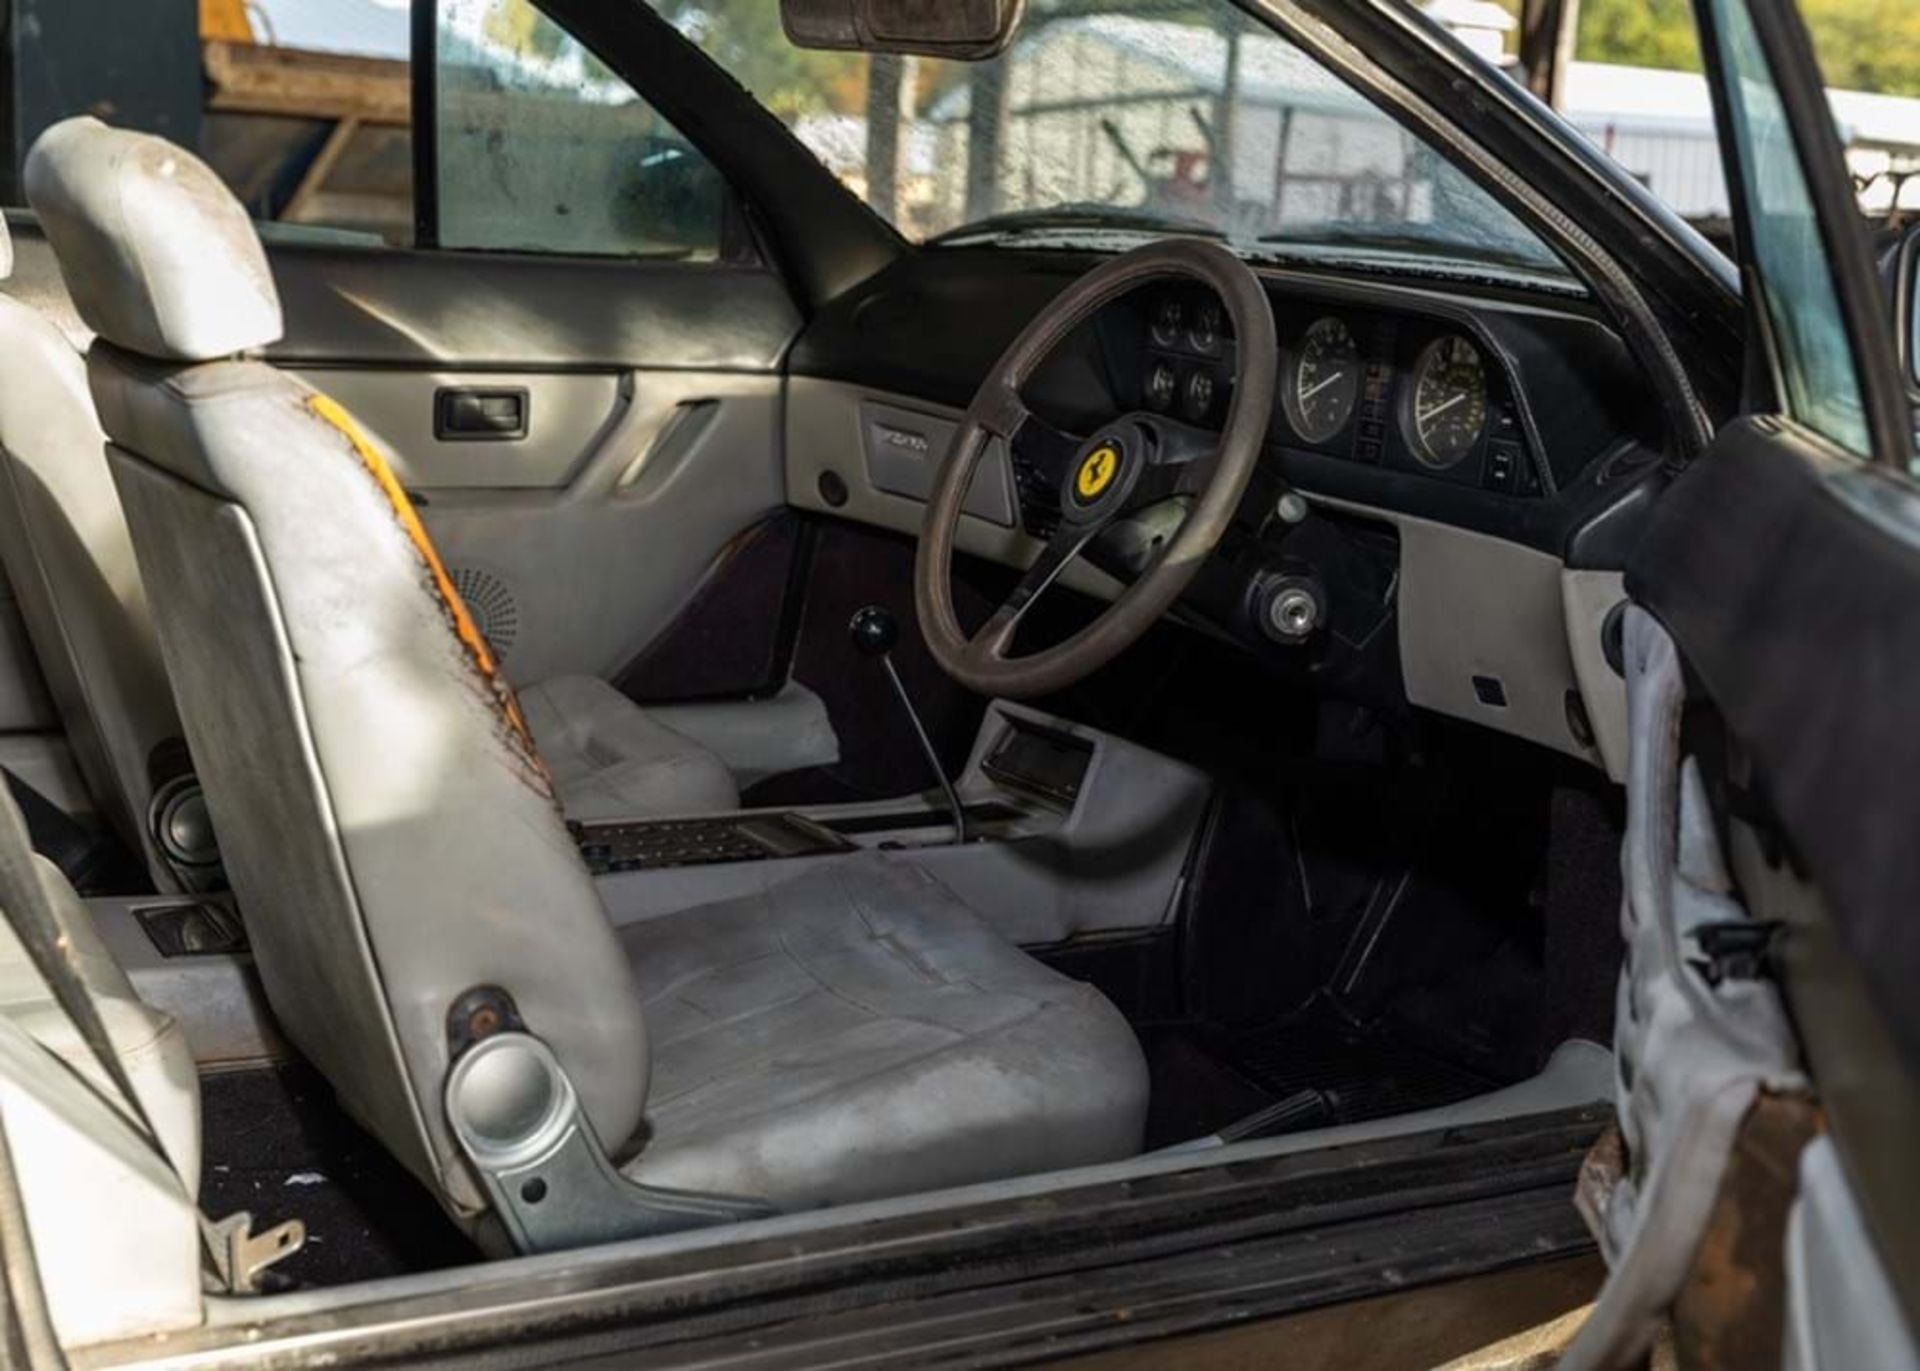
[584,701,1211,948]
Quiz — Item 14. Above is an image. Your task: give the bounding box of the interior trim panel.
[292,368,628,491]
[264,243,802,372]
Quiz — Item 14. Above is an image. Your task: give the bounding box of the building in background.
[14,2,1918,251]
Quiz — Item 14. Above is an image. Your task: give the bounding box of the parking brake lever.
[848,606,968,847]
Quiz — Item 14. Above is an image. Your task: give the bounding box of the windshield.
[649,1,1564,275]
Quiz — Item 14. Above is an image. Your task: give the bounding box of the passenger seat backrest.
[0,212,191,887]
[24,118,650,1216]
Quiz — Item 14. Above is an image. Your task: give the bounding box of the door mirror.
[780,0,1025,59]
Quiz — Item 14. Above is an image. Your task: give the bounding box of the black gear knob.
[848,604,899,657]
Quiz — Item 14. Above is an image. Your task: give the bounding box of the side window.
[1704,0,1870,458]
[430,0,731,260]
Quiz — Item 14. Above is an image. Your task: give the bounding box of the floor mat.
[1141,1009,1502,1149]
[198,1064,476,1288]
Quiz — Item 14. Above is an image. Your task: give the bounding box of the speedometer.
[1283,316,1360,445]
[1404,335,1487,469]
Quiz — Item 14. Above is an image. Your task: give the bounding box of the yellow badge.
[1076,445,1119,501]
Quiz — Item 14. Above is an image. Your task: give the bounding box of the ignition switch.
[1252,572,1326,645]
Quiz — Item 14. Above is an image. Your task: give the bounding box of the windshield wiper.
[929,204,1226,247]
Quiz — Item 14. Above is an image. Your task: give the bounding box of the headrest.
[23,117,282,362]
[0,210,12,281]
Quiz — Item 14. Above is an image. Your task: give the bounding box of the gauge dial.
[1188,301,1224,355]
[1283,316,1361,445]
[1145,360,1177,411]
[1405,334,1487,469]
[1151,297,1184,347]
[1183,369,1216,423]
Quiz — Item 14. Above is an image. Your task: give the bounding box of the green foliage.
[1799,0,1920,99]
[1546,0,1920,98]
[1576,0,1704,74]
[651,1,868,116]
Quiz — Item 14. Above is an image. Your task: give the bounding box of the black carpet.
[198,1063,476,1288]
[1139,1006,1499,1150]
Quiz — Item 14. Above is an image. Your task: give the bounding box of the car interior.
[0,0,1666,1347]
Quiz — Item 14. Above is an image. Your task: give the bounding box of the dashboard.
[1125,289,1543,497]
[788,249,1669,769]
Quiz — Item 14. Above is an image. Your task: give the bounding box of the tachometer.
[1283,316,1361,445]
[1405,334,1487,469]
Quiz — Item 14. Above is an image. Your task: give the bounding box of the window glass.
[1708,0,1870,457]
[648,0,1563,277]
[434,0,727,259]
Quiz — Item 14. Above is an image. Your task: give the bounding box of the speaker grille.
[449,565,520,663]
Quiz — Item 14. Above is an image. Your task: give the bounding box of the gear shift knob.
[844,603,967,846]
[848,605,899,657]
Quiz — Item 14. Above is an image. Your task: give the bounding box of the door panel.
[254,243,799,691]
[413,372,785,686]
[266,245,798,372]
[291,368,627,490]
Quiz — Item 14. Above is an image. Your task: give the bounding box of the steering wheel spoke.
[966,522,1101,665]
[1126,413,1222,508]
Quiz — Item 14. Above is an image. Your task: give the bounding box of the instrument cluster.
[1133,288,1544,499]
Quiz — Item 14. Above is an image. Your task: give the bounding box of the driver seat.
[26,119,1147,1237]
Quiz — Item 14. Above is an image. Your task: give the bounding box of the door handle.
[435,387,528,441]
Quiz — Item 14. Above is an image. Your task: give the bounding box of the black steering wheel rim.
[913,237,1278,698]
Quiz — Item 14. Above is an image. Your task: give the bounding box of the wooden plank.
[281,117,361,222]
[203,40,410,125]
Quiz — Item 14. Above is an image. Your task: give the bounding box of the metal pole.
[865,53,904,223]
[1518,0,1582,110]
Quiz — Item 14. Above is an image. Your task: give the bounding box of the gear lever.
[849,606,968,846]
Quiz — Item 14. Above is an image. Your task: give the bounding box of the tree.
[1576,0,1704,74]
[1799,0,1920,99]
[1518,0,1920,98]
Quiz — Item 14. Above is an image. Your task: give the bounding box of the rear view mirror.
[781,0,1026,59]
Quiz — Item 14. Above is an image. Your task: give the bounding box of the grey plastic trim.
[85,896,284,1069]
[292,369,627,491]
[1785,1137,1920,1371]
[445,1032,772,1254]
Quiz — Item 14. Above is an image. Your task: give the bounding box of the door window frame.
[1691,0,1916,472]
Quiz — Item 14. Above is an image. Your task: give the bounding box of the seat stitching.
[774,926,1042,1037]
[642,996,1061,1126]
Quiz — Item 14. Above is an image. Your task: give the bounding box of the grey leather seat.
[26,119,1146,1230]
[0,180,732,831]
[520,674,737,821]
[0,213,205,888]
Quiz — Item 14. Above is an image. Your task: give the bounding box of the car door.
[250,0,812,703]
[1564,0,1920,1366]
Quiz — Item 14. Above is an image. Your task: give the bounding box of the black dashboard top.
[793,246,1669,568]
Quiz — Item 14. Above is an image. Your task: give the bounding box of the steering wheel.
[914,238,1278,698]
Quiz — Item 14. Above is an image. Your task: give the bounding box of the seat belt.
[0,786,302,1293]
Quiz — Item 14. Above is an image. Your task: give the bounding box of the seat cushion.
[520,675,739,822]
[617,858,1149,1210]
